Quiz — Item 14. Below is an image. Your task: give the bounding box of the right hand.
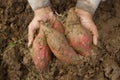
[28,7,55,47]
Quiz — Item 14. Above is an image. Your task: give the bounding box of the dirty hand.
[28,7,55,47]
[75,8,99,45]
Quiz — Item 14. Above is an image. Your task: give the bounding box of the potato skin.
[65,8,92,57]
[31,29,51,70]
[53,19,64,34]
[40,22,79,64]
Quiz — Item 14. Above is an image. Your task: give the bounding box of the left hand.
[75,8,99,45]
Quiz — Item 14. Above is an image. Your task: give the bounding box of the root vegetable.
[40,21,79,64]
[31,28,51,70]
[52,18,64,34]
[65,8,92,57]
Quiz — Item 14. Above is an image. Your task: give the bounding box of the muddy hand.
[75,8,99,45]
[28,7,55,47]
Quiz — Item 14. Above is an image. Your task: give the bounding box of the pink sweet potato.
[52,18,64,34]
[40,21,79,64]
[65,8,92,57]
[31,28,51,70]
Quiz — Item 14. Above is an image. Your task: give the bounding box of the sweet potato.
[31,28,51,70]
[65,8,92,57]
[52,18,64,34]
[40,21,79,64]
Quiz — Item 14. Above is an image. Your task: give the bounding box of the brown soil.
[0,0,120,80]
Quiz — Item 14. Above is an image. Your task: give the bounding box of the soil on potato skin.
[0,0,120,80]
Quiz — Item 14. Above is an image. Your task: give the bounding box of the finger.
[93,35,98,45]
[92,29,99,45]
[28,24,36,48]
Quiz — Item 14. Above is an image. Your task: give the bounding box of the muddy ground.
[0,0,120,80]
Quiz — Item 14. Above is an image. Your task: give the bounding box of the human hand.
[75,8,99,45]
[28,7,55,47]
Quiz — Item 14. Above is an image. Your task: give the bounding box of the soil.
[0,0,120,80]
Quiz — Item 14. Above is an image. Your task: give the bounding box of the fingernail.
[28,42,31,48]
[94,41,97,46]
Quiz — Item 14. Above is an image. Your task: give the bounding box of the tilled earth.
[0,0,120,80]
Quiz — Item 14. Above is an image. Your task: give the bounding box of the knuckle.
[28,23,32,29]
[29,25,34,31]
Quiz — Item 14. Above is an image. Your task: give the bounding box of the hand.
[75,8,99,45]
[28,7,55,47]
